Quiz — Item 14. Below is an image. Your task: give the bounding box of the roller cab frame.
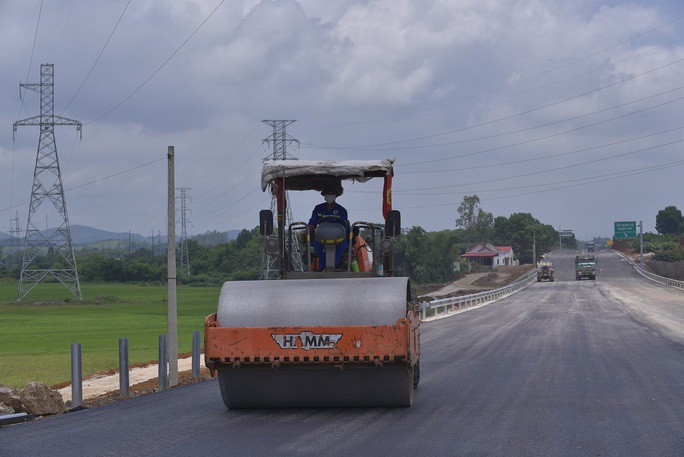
[205,159,421,408]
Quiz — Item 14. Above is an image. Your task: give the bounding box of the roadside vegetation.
[0,281,218,388]
[619,205,684,261]
[0,194,569,388]
[0,195,567,288]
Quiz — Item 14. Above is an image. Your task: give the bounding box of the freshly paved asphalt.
[1,250,683,456]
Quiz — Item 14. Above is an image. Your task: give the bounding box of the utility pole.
[166,146,178,387]
[13,64,82,301]
[176,187,191,275]
[260,120,304,279]
[639,220,644,268]
[128,230,132,257]
[151,230,155,259]
[532,232,536,265]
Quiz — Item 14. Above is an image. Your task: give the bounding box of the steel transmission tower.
[261,120,304,279]
[176,187,191,275]
[13,64,83,301]
[9,211,22,262]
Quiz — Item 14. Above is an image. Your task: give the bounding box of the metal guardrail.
[420,269,538,320]
[615,251,684,290]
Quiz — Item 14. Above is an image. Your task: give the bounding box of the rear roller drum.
[218,365,414,408]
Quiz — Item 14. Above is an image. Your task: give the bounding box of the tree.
[655,206,683,235]
[455,195,493,244]
[492,212,558,263]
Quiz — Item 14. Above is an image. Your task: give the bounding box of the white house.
[461,243,517,268]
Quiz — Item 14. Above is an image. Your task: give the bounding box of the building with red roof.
[461,243,517,268]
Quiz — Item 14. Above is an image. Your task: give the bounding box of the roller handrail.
[346,221,376,272]
[614,251,684,290]
[288,222,311,272]
[419,269,537,321]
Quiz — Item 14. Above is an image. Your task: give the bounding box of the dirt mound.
[472,265,534,287]
[421,289,483,302]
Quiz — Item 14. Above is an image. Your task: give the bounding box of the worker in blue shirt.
[308,183,349,269]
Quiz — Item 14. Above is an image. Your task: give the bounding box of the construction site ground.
[420,265,534,301]
[55,356,213,408]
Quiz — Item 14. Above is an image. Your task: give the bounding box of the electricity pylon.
[260,120,304,279]
[9,211,21,259]
[13,64,82,301]
[177,187,191,275]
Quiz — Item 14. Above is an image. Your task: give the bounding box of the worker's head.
[321,182,343,203]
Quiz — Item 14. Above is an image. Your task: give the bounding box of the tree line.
[0,195,570,286]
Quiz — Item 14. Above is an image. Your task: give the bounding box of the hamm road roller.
[204,159,420,407]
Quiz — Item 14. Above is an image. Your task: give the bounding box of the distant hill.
[69,225,149,244]
[0,225,243,247]
[191,229,241,246]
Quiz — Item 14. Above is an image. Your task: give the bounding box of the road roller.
[204,159,420,408]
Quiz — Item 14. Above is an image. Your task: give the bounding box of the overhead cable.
[303,57,684,151]
[86,0,226,124]
[300,14,684,128]
[61,0,132,114]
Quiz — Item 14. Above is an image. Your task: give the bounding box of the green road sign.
[614,221,637,238]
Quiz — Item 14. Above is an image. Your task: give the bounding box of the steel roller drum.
[218,365,414,408]
[216,277,414,408]
[216,277,410,327]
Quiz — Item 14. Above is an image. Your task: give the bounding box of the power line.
[299,14,684,128]
[373,159,684,211]
[337,125,684,188]
[197,184,262,226]
[483,160,684,203]
[48,0,77,61]
[26,0,44,82]
[399,138,684,192]
[378,85,684,160]
[395,94,684,168]
[192,125,261,200]
[402,124,684,174]
[66,157,165,191]
[193,162,262,213]
[397,160,684,196]
[302,56,684,151]
[0,156,166,215]
[86,0,226,124]
[61,0,132,114]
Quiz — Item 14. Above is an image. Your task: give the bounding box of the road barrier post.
[70,343,82,408]
[192,330,201,378]
[158,334,168,391]
[119,338,129,398]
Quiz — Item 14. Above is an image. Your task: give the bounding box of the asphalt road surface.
[2,250,683,456]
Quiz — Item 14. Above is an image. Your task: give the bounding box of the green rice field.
[0,280,220,388]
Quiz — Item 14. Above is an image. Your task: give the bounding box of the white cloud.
[0,0,683,237]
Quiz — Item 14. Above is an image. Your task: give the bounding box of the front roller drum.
[218,364,414,408]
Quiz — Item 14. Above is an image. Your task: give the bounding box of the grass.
[0,280,220,389]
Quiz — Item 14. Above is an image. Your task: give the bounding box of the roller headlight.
[381,237,395,254]
[264,236,279,256]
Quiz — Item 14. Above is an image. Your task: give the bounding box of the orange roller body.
[205,313,419,369]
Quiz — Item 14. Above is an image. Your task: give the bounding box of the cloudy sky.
[1,0,684,240]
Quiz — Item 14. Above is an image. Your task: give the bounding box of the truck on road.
[586,241,595,252]
[536,260,554,282]
[575,255,596,280]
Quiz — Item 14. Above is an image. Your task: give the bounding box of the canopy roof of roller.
[261,159,394,191]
